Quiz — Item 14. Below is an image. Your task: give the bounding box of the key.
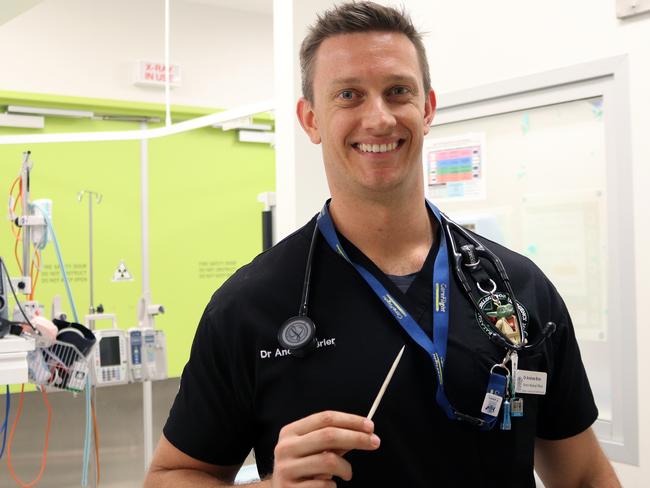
[511,397,524,417]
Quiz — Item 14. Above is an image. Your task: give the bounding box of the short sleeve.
[163,295,254,465]
[535,284,599,440]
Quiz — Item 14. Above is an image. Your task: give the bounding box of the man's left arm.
[535,427,620,488]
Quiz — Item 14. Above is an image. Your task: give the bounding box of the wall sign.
[134,60,181,88]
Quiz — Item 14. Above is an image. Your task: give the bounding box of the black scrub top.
[164,214,598,487]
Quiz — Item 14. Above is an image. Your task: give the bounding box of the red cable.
[9,176,20,196]
[29,252,41,302]
[91,398,101,484]
[6,385,53,488]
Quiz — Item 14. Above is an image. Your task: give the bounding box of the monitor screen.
[99,336,121,366]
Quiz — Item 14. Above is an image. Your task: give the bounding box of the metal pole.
[78,190,101,316]
[140,121,154,471]
[21,152,30,278]
[88,195,94,313]
[262,211,273,251]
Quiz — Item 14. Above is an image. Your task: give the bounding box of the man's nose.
[361,97,396,134]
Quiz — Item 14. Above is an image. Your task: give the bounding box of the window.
[427,56,637,464]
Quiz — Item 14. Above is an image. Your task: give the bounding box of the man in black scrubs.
[145,2,620,487]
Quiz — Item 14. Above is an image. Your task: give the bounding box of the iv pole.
[78,189,102,488]
[20,152,32,281]
[78,190,103,317]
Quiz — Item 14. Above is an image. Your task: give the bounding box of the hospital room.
[0,0,648,486]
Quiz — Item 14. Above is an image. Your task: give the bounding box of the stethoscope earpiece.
[277,315,317,358]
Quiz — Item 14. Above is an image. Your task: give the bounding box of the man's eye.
[339,90,355,100]
[390,86,410,96]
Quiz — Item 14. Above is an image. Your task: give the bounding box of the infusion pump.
[88,314,167,387]
[128,328,168,382]
[92,329,129,386]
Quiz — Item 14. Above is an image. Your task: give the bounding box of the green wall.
[0,92,275,385]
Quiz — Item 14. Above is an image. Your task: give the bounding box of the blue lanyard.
[317,200,501,429]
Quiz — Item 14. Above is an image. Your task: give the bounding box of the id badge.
[514,370,547,395]
[481,392,503,417]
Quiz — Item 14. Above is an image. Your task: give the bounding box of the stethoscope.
[277,209,556,357]
[440,213,557,352]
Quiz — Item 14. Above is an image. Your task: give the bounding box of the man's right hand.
[270,410,381,487]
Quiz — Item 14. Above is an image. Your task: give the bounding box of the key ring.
[490,363,510,377]
[477,279,497,295]
[500,350,512,367]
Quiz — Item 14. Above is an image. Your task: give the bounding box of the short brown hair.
[299,1,431,103]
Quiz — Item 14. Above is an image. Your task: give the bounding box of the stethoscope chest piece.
[277,316,317,358]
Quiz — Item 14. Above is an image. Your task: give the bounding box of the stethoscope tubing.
[298,223,321,318]
[440,212,555,352]
[292,210,555,355]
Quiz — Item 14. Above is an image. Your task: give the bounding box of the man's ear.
[423,89,437,136]
[296,97,321,144]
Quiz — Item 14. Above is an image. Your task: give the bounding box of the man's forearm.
[580,456,621,488]
[144,468,271,488]
[535,429,620,488]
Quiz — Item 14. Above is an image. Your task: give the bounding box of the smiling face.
[297,31,436,203]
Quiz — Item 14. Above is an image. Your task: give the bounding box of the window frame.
[431,56,638,464]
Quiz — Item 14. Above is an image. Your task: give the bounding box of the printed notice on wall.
[423,133,486,201]
[198,260,238,281]
[40,263,88,284]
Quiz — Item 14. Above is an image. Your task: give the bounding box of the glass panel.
[427,97,612,421]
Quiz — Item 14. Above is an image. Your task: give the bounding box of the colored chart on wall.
[423,132,486,201]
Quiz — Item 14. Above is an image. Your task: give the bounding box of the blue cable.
[31,203,92,487]
[0,385,10,459]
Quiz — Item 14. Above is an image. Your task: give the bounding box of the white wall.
[274,1,649,486]
[0,0,274,110]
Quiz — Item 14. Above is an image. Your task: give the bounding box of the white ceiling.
[182,0,273,15]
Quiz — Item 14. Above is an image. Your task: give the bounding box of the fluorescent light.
[95,115,161,123]
[239,130,274,144]
[242,123,273,131]
[221,116,252,131]
[0,113,44,129]
[0,99,275,145]
[8,105,94,118]
[217,122,273,131]
[213,117,273,132]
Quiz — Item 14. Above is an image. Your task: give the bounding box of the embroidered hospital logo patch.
[475,292,529,344]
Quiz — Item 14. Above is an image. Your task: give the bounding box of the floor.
[1,378,179,488]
